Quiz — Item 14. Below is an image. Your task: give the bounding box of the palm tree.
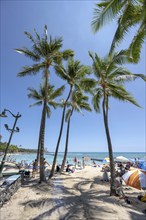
[60,90,92,172]
[49,58,90,178]
[92,0,146,62]
[89,50,146,196]
[27,82,65,169]
[16,25,73,182]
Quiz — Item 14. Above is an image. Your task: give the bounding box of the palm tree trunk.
[39,68,49,182]
[39,103,47,182]
[49,85,73,178]
[60,108,73,172]
[36,110,43,169]
[102,96,116,196]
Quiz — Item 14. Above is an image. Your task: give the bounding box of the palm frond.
[24,31,36,44]
[62,49,74,60]
[92,88,103,112]
[109,2,138,54]
[29,101,42,107]
[113,73,146,82]
[75,65,91,80]
[54,65,70,81]
[17,63,45,77]
[92,0,123,32]
[44,25,48,41]
[128,24,145,63]
[89,51,102,78]
[65,109,72,122]
[34,28,41,42]
[15,48,40,61]
[50,85,65,99]
[80,78,96,93]
[46,106,51,118]
[79,102,92,112]
[111,88,141,108]
[28,87,42,100]
[112,50,130,65]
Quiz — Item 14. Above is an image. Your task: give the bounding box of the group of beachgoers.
[32,159,76,177]
[92,159,146,204]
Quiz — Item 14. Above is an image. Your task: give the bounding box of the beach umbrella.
[122,169,146,190]
[138,161,146,171]
[103,157,110,163]
[114,156,130,163]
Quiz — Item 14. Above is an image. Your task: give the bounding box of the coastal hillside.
[0,142,37,153]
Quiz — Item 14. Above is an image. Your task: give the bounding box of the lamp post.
[0,109,21,176]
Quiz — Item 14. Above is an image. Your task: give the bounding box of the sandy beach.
[0,166,146,220]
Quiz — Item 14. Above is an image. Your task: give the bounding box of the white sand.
[1,166,146,220]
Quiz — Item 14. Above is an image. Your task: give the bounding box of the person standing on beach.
[32,159,37,178]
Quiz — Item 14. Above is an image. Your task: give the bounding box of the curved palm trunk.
[102,96,116,196]
[60,108,73,172]
[39,68,49,182]
[49,86,73,178]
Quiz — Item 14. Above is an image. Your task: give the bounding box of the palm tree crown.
[28,83,65,117]
[89,50,146,109]
[16,25,74,77]
[66,90,92,121]
[54,58,91,88]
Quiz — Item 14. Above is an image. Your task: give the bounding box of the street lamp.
[0,109,21,176]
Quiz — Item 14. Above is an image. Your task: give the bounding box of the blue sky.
[0,0,145,152]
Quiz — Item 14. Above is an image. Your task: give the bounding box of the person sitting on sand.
[115,174,125,199]
[56,165,60,172]
[66,165,74,173]
[102,166,109,182]
[92,160,97,167]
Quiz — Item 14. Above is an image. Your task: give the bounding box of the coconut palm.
[60,90,92,172]
[92,0,146,62]
[89,50,146,195]
[27,82,65,169]
[16,25,73,182]
[49,58,90,178]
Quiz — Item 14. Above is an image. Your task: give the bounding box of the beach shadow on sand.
[19,173,146,220]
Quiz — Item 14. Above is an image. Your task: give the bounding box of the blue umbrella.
[138,161,146,171]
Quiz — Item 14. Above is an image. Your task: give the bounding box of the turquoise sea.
[2,152,146,165]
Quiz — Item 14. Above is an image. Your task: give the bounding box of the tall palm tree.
[89,50,146,196]
[28,82,65,169]
[92,0,146,62]
[60,90,92,172]
[49,58,90,178]
[16,25,73,182]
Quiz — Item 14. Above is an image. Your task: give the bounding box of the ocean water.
[1,152,145,165]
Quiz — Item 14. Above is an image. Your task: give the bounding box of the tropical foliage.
[89,50,146,195]
[49,58,90,178]
[28,82,65,164]
[61,90,92,172]
[16,25,73,182]
[92,0,146,63]
[0,142,37,153]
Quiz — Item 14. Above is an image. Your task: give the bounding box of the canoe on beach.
[1,162,20,176]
